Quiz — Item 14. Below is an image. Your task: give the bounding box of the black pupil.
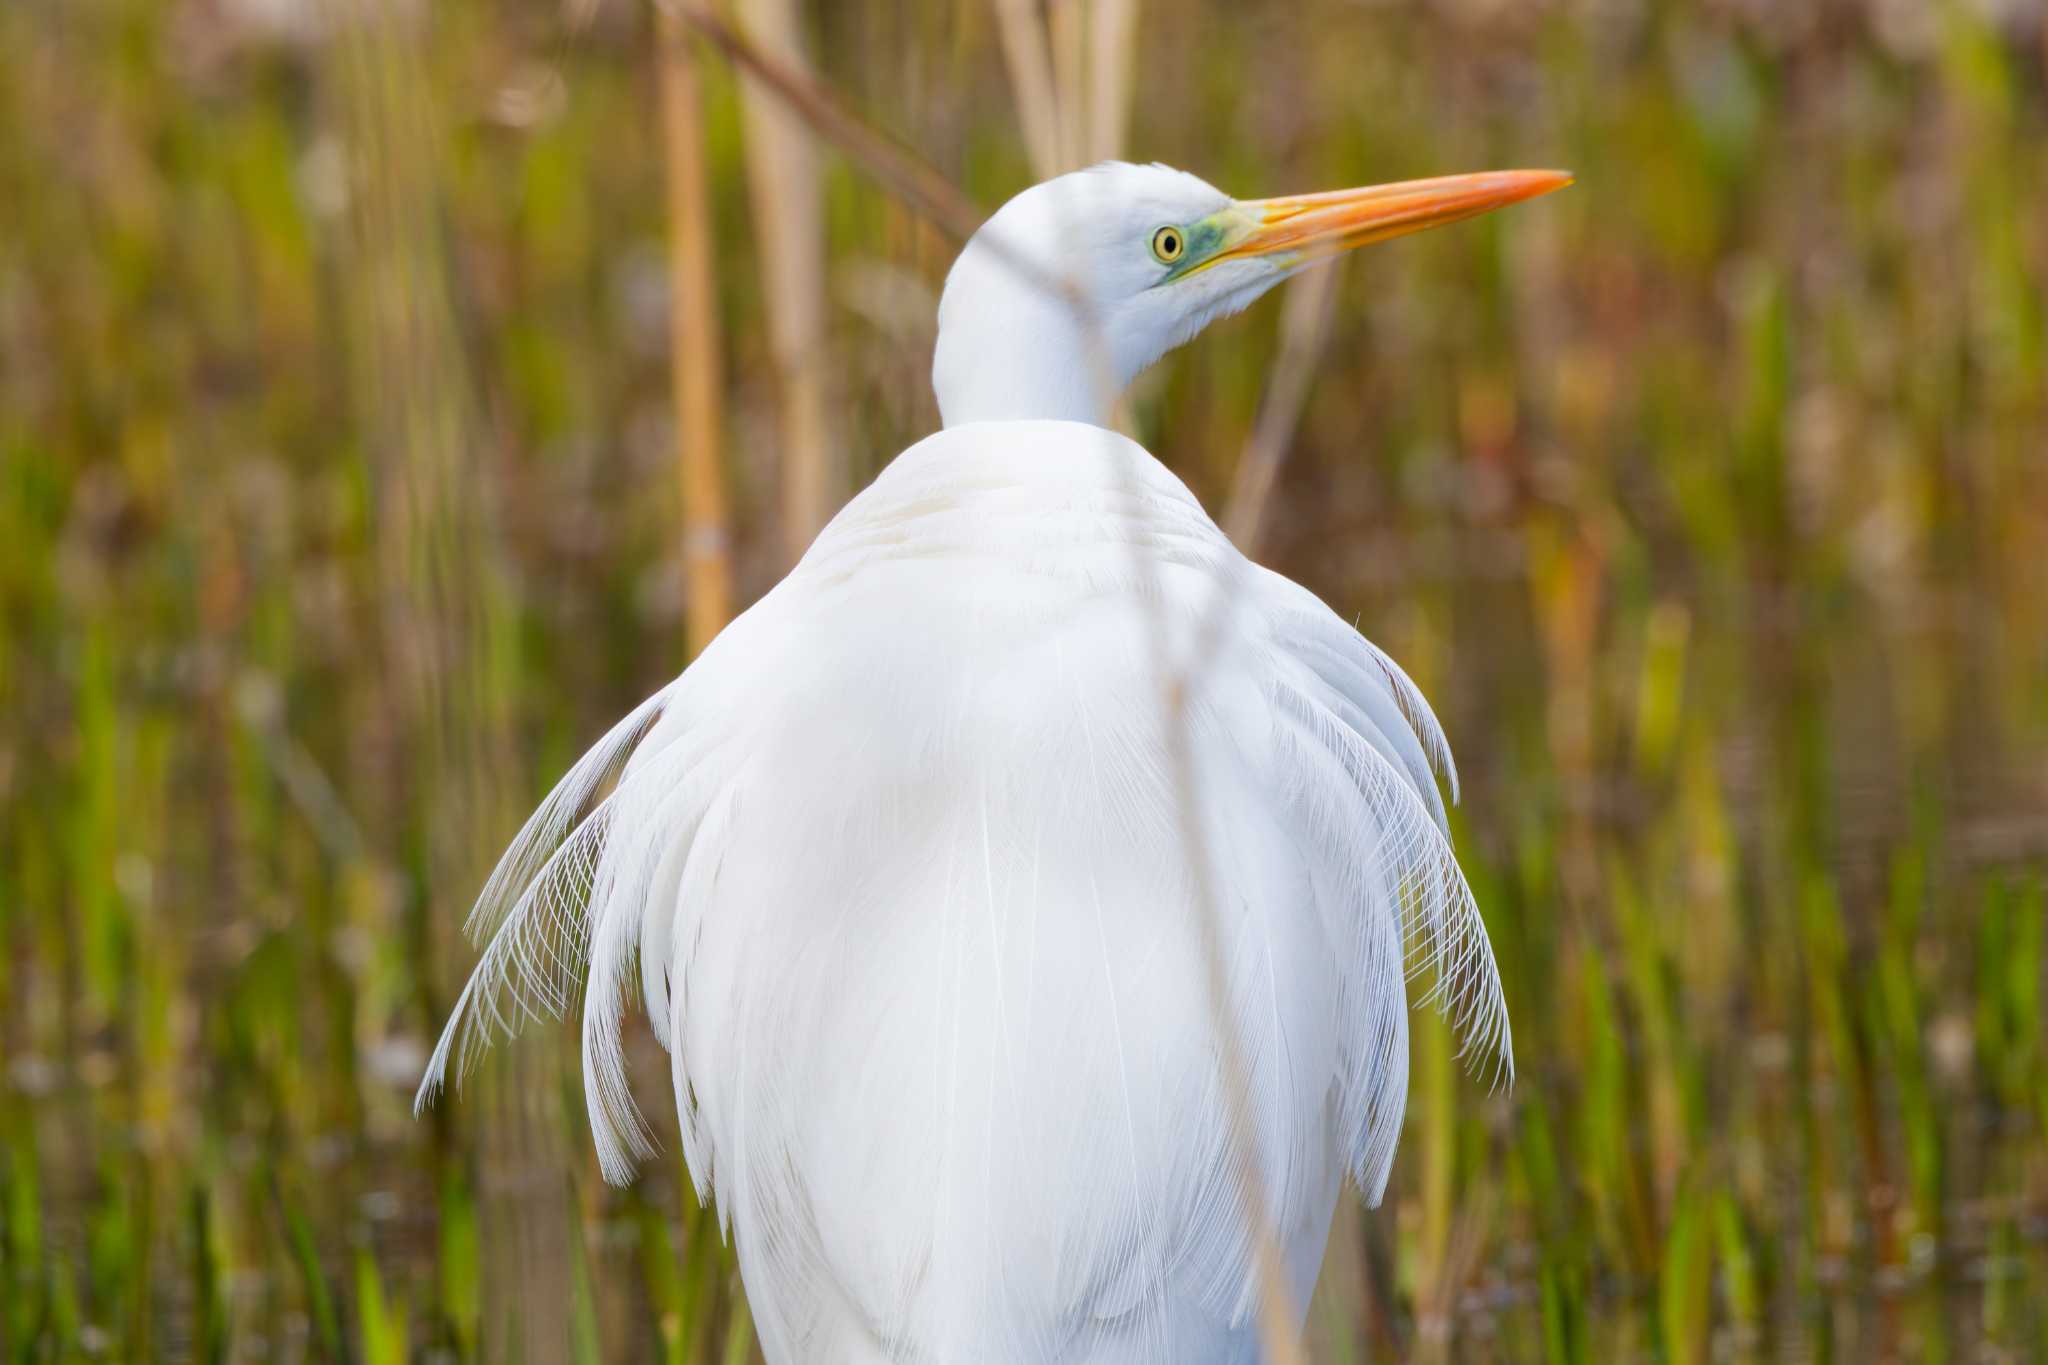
[1162,231,1179,256]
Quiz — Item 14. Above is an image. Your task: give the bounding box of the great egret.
[420,160,1567,1362]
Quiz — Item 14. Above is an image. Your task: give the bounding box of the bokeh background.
[3,0,2046,1360]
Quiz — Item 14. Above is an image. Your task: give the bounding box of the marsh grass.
[1,0,2044,1360]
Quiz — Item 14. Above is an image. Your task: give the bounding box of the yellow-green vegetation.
[3,0,2045,1360]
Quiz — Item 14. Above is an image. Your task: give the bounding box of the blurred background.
[3,0,2046,1360]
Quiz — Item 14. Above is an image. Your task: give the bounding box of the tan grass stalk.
[1049,0,1087,169]
[992,0,1064,178]
[656,5,735,653]
[666,7,1040,281]
[736,0,838,562]
[1086,0,1140,163]
[1223,261,1344,557]
[659,13,1307,1360]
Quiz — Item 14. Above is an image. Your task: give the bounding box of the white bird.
[420,160,1567,1363]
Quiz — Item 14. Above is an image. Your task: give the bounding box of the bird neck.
[931,254,1125,429]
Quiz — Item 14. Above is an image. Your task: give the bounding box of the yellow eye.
[1150,226,1185,264]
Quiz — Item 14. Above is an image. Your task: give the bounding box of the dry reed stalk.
[656,5,735,654]
[1086,0,1139,163]
[1223,261,1344,556]
[663,5,1060,296]
[1049,0,1087,169]
[993,0,1064,177]
[658,11,1308,1359]
[1163,672,1313,1365]
[1063,222,1311,1365]
[735,0,838,562]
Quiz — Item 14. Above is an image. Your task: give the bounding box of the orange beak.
[1218,169,1572,268]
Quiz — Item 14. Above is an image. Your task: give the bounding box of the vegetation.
[1,0,2043,1359]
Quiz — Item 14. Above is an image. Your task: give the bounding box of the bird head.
[932,160,1569,429]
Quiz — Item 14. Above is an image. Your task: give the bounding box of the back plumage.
[420,421,1508,1364]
